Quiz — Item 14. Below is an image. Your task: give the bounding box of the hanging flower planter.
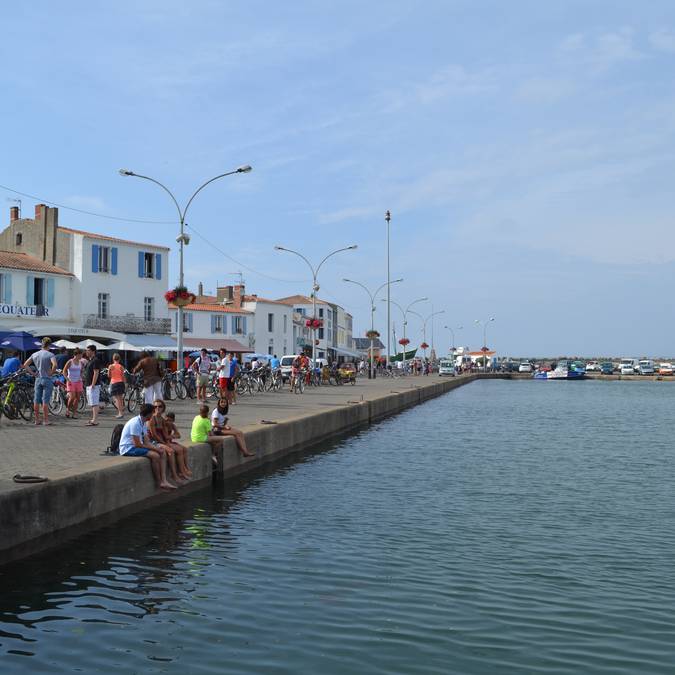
[165,286,196,307]
[420,342,429,350]
[305,318,323,329]
[365,330,380,339]
[399,338,410,346]
[314,339,320,345]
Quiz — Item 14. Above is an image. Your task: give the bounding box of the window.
[319,308,323,318]
[33,278,45,306]
[182,312,193,332]
[98,246,110,273]
[212,315,224,333]
[318,328,324,340]
[15,233,22,246]
[137,251,162,279]
[0,273,11,303]
[268,313,274,332]
[144,297,154,321]
[283,314,287,333]
[26,275,53,307]
[144,252,154,278]
[232,316,247,334]
[98,293,109,319]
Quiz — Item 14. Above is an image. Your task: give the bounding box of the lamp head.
[237,165,253,173]
[489,317,495,322]
[274,245,284,251]
[118,168,134,176]
[385,210,391,223]
[347,245,358,250]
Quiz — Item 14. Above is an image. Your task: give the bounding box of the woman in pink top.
[63,348,84,419]
[108,353,126,419]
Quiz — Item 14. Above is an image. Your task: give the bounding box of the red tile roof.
[242,294,289,306]
[168,303,252,314]
[0,251,73,276]
[59,227,170,250]
[275,294,330,306]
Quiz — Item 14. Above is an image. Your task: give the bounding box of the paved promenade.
[0,374,453,492]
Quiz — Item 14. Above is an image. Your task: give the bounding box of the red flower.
[399,338,410,346]
[421,342,429,350]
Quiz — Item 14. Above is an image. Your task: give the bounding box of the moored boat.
[533,360,585,380]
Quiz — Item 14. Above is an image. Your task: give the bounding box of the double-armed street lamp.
[274,244,357,366]
[444,325,463,353]
[118,165,252,362]
[418,310,445,360]
[474,317,495,372]
[384,210,392,368]
[386,297,428,372]
[343,277,403,379]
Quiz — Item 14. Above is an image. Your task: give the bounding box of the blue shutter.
[92,244,99,273]
[46,278,55,307]
[188,313,193,332]
[2,273,11,303]
[111,247,118,275]
[155,253,162,280]
[222,315,228,334]
[138,251,144,278]
[242,317,247,334]
[26,275,34,304]
[211,314,216,333]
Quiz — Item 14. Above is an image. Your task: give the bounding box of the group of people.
[119,396,255,490]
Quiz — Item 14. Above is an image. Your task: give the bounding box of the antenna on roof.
[226,271,245,286]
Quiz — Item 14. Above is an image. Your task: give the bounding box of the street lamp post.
[419,310,445,360]
[385,210,391,369]
[343,277,402,380]
[444,325,463,353]
[387,297,428,372]
[474,317,495,372]
[274,245,358,367]
[119,165,252,365]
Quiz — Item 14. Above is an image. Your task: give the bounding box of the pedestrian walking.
[63,347,84,418]
[133,351,162,404]
[108,353,126,418]
[23,337,57,426]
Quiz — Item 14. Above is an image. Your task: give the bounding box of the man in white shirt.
[119,403,175,490]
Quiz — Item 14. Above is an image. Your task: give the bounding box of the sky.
[2,0,675,356]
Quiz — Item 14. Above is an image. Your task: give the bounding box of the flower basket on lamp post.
[165,286,196,308]
[365,330,380,340]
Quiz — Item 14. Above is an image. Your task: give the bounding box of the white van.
[280,354,297,382]
[619,358,638,375]
[438,358,455,376]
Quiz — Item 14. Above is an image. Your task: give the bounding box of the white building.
[167,284,252,354]
[241,292,293,356]
[0,204,173,347]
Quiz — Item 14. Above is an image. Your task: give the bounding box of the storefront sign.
[0,304,49,317]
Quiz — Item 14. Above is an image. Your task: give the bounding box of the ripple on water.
[2,380,675,673]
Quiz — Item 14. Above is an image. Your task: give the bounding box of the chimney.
[35,203,45,219]
[216,285,234,303]
[233,284,245,309]
[9,206,19,222]
[198,281,204,296]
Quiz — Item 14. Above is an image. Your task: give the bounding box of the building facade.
[0,204,171,341]
[241,292,293,356]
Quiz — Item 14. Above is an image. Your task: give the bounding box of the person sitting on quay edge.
[1,350,21,378]
[191,403,224,466]
[210,397,255,458]
[149,399,191,481]
[119,403,176,491]
[23,337,57,426]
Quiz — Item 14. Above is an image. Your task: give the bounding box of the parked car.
[620,358,638,375]
[600,362,614,375]
[586,361,601,372]
[518,362,533,373]
[638,359,655,375]
[658,362,673,375]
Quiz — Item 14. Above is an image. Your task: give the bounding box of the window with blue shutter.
[1,273,11,303]
[210,315,216,333]
[222,315,228,334]
[155,253,162,280]
[111,247,118,275]
[242,317,247,334]
[26,275,35,305]
[92,244,99,273]
[138,251,145,278]
[46,278,55,307]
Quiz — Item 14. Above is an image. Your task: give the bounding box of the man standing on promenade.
[133,351,163,404]
[192,348,211,403]
[119,403,175,490]
[270,354,280,372]
[23,337,57,426]
[217,348,231,400]
[83,344,102,426]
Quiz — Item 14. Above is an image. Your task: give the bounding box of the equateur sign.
[0,304,50,317]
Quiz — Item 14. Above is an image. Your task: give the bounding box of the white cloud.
[649,29,675,53]
[557,28,642,73]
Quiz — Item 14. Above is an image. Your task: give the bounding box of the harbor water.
[2,379,675,674]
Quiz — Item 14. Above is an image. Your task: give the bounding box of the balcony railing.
[83,314,171,334]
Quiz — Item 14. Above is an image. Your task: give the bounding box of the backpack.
[106,423,125,455]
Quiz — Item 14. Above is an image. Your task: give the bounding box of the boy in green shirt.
[191,404,223,465]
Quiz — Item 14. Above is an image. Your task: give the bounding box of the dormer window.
[15,232,22,246]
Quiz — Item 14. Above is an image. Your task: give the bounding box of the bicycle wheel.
[18,388,34,421]
[127,387,140,413]
[49,387,64,415]
[174,380,187,400]
[78,393,87,413]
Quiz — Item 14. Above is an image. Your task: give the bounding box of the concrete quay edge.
[0,374,481,566]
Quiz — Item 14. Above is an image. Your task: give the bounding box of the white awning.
[334,346,361,358]
[121,334,178,351]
